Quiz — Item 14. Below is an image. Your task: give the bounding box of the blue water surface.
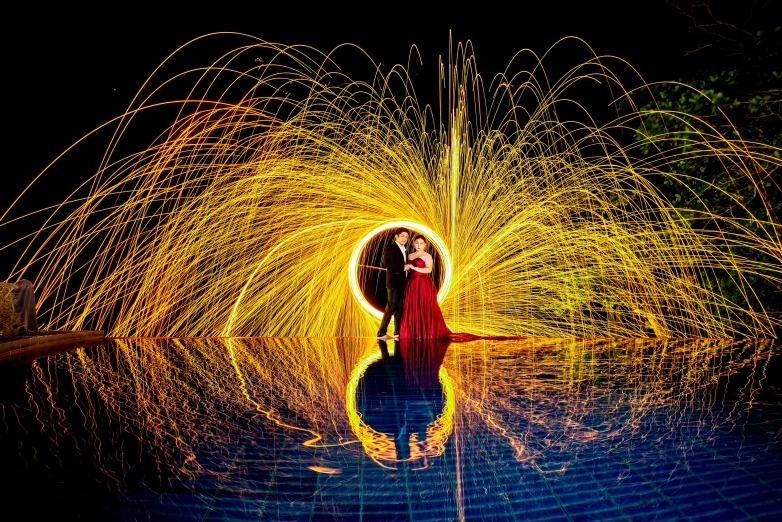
[1,337,780,520]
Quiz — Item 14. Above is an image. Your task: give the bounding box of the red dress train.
[399,257,524,341]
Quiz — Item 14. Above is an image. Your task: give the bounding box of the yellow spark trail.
[1,34,779,336]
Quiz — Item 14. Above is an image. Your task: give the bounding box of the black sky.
[4,1,696,227]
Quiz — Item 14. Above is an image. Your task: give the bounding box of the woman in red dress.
[399,235,453,339]
[399,235,524,341]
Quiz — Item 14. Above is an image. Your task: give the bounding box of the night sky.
[3,1,702,271]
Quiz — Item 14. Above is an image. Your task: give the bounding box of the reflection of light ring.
[345,346,455,468]
[348,221,452,318]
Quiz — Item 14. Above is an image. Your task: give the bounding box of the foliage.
[624,1,781,321]
[0,326,39,338]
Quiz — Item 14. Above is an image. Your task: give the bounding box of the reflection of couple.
[359,338,451,464]
[376,228,450,340]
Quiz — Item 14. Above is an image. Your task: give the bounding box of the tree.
[627,0,781,328]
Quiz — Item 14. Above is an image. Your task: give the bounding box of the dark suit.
[377,242,407,336]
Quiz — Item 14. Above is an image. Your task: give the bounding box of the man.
[376,229,410,340]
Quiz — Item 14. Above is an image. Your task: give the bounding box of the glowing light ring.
[348,221,452,319]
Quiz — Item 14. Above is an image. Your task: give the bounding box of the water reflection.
[350,339,453,468]
[2,337,780,520]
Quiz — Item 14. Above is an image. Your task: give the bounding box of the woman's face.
[414,238,426,252]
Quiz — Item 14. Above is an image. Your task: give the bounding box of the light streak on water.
[2,338,780,519]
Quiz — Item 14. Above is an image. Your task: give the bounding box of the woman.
[399,235,524,341]
[399,235,453,339]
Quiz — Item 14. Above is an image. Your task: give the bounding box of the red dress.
[399,258,526,341]
[400,257,452,339]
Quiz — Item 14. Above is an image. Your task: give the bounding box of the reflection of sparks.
[10,337,780,497]
[308,466,341,474]
[344,345,455,468]
[225,338,324,447]
[2,35,779,337]
[345,350,397,468]
[419,365,455,466]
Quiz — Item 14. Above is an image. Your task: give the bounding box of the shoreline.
[0,331,105,363]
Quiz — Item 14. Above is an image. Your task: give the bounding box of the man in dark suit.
[377,228,410,339]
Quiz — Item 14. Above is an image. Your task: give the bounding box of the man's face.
[396,231,409,245]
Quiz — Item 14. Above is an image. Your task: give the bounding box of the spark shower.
[2,33,779,337]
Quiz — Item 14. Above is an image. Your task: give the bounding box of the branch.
[683,43,713,56]
[666,0,762,56]
[702,2,755,39]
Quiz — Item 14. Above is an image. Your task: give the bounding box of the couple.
[376,228,451,340]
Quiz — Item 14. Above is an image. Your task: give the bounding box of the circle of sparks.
[348,221,453,319]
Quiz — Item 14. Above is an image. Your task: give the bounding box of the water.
[2,337,780,520]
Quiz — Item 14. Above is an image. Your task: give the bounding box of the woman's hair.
[413,235,427,244]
